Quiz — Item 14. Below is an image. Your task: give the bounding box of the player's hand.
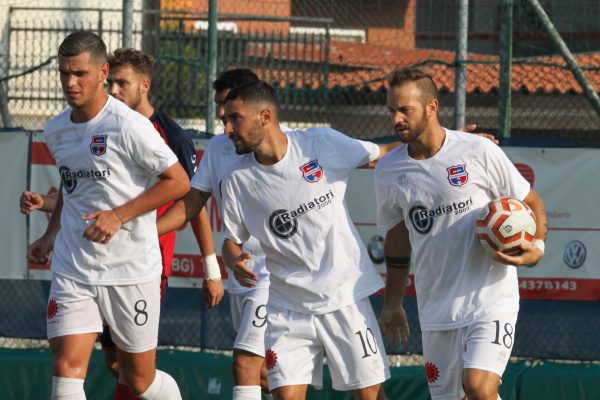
[459,123,499,145]
[232,252,257,288]
[20,191,45,214]
[202,279,225,308]
[81,210,123,244]
[379,305,410,344]
[27,234,55,265]
[492,243,544,267]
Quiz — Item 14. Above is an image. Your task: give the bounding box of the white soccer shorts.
[46,273,161,353]
[230,287,269,357]
[421,311,518,400]
[265,297,390,391]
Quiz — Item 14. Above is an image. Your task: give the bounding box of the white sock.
[138,370,182,400]
[233,385,262,400]
[51,376,86,399]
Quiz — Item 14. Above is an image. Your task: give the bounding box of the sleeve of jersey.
[190,138,214,193]
[125,115,179,175]
[327,128,380,171]
[221,175,250,244]
[168,124,197,178]
[484,141,530,200]
[374,169,405,233]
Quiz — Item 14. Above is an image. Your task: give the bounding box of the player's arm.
[20,191,58,214]
[222,238,256,288]
[379,220,411,343]
[191,207,224,308]
[492,189,547,267]
[157,187,212,236]
[27,186,64,264]
[460,123,499,144]
[361,124,497,169]
[82,162,190,243]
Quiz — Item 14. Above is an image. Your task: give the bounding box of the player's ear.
[427,98,438,117]
[141,78,151,94]
[100,62,109,83]
[258,108,272,126]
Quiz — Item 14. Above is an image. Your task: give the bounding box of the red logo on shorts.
[265,348,278,370]
[425,361,440,383]
[47,298,58,319]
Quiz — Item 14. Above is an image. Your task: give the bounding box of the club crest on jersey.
[299,159,324,183]
[90,135,108,156]
[447,164,468,186]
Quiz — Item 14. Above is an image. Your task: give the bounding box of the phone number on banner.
[518,278,600,301]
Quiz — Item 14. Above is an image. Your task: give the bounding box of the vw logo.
[563,240,586,269]
[409,205,433,234]
[59,166,77,194]
[367,235,385,264]
[268,209,298,239]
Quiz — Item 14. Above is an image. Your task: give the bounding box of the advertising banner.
[22,136,600,300]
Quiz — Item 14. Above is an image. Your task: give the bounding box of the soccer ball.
[476,197,537,255]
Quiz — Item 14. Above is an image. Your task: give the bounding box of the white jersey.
[191,125,291,293]
[222,127,384,314]
[374,129,530,330]
[44,96,179,285]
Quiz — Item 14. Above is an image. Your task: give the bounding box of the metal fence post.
[1,7,14,128]
[205,0,218,135]
[526,0,600,119]
[453,0,468,130]
[122,0,134,48]
[499,0,513,139]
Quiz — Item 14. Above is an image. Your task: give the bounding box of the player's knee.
[233,350,263,385]
[52,358,86,378]
[463,377,498,400]
[103,354,119,379]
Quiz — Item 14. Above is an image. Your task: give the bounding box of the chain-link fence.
[2,0,600,141]
[2,0,600,359]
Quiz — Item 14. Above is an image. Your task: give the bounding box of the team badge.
[265,349,278,370]
[47,298,58,320]
[299,159,324,183]
[90,134,108,156]
[425,361,440,384]
[447,164,468,186]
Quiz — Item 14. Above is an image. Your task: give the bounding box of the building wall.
[163,0,291,33]
[0,0,143,127]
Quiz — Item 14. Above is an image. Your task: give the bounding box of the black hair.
[58,31,107,64]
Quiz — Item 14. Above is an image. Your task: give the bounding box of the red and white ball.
[476,197,537,255]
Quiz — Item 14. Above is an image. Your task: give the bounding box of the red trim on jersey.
[152,120,169,143]
[157,201,176,277]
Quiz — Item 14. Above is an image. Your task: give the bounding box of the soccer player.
[219,80,395,400]
[22,46,225,399]
[27,31,188,399]
[374,68,547,400]
[105,47,224,398]
[157,68,278,400]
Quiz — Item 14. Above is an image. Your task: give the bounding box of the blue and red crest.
[299,159,324,183]
[90,135,107,156]
[447,164,468,186]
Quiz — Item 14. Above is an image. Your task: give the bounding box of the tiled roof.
[253,40,600,94]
